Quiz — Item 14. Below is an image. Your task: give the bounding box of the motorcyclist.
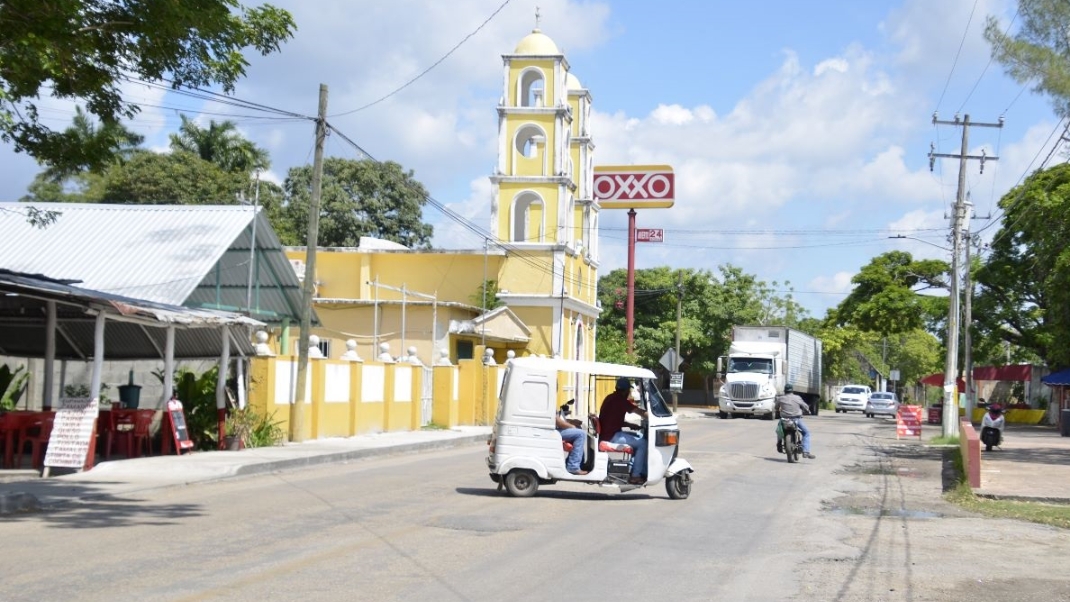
[775,384,815,459]
[980,403,1005,451]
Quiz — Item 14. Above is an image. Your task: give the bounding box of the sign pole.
[626,208,637,358]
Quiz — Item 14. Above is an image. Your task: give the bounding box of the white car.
[835,385,871,413]
[865,391,899,418]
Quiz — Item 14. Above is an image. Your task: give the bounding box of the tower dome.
[565,72,582,90]
[514,29,559,54]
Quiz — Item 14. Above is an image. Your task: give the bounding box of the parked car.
[835,385,871,413]
[865,391,899,418]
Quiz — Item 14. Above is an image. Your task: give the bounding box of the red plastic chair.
[130,410,155,458]
[22,415,54,471]
[106,410,137,459]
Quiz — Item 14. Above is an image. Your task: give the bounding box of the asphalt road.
[3,413,1069,601]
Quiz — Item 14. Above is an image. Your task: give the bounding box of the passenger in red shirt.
[598,377,648,484]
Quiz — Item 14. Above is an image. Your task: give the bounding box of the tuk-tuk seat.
[598,440,633,454]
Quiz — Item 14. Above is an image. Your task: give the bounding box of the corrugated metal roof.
[0,269,263,360]
[0,203,309,324]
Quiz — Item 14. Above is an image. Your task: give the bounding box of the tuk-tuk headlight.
[656,430,680,446]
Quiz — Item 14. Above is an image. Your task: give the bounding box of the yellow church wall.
[498,252,556,296]
[506,59,558,106]
[508,305,555,357]
[504,113,559,175]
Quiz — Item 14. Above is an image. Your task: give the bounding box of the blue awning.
[1041,368,1070,386]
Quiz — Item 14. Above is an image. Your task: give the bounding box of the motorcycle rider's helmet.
[988,403,1003,414]
[783,384,794,393]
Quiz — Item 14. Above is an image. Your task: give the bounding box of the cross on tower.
[535,7,541,30]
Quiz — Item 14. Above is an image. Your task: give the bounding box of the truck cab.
[717,343,781,419]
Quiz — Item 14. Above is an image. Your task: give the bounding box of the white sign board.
[890,369,901,381]
[43,397,99,470]
[669,372,684,391]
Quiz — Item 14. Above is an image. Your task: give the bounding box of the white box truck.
[716,326,822,419]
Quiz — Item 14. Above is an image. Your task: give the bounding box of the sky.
[1,0,1062,319]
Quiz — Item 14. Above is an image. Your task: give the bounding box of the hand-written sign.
[897,405,923,440]
[167,399,194,454]
[44,397,99,469]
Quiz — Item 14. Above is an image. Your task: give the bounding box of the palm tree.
[169,115,270,174]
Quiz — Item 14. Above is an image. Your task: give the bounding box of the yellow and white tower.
[489,27,600,360]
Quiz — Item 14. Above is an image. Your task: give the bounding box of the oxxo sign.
[593,165,675,209]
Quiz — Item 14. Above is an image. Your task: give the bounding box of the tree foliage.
[98,150,249,204]
[836,251,949,335]
[985,0,1070,117]
[279,158,434,248]
[595,265,808,381]
[169,116,269,174]
[0,1,295,172]
[973,163,1070,368]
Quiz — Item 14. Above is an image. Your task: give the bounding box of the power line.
[934,0,980,114]
[330,0,514,118]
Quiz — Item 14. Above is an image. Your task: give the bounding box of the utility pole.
[292,83,329,443]
[963,212,975,425]
[672,271,683,413]
[929,113,1002,438]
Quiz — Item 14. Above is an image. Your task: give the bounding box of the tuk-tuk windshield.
[641,379,672,417]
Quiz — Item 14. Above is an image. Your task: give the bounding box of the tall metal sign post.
[593,165,675,357]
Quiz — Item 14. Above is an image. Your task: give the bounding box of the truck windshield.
[727,357,773,374]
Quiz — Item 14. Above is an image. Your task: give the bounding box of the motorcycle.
[981,426,1002,451]
[779,418,803,463]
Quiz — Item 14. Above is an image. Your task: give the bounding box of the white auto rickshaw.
[486,357,693,499]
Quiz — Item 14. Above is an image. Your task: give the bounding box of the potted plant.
[0,364,29,412]
[224,406,255,450]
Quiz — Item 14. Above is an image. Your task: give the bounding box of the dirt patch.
[801,439,1070,601]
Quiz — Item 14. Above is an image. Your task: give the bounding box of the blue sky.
[0,0,1061,319]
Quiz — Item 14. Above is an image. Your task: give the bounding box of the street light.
[888,234,951,252]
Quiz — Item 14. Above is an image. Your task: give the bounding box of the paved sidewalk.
[968,423,1070,503]
[0,426,492,514]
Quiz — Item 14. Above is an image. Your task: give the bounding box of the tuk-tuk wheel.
[504,469,539,497]
[665,472,692,500]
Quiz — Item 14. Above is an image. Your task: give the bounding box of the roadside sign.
[636,228,664,243]
[897,405,923,440]
[659,348,681,371]
[669,372,684,391]
[593,165,675,209]
[890,369,901,381]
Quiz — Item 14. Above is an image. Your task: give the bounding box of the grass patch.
[928,435,960,445]
[420,423,450,430]
[945,447,1070,530]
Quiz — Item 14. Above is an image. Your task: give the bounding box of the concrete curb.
[973,493,1070,505]
[0,433,491,515]
[231,433,492,478]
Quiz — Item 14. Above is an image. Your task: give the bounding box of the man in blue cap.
[598,376,649,484]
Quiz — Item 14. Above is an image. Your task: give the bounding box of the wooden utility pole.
[292,84,329,442]
[929,113,1002,438]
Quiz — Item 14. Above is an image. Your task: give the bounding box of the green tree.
[836,251,949,335]
[21,106,142,203]
[973,163,1070,368]
[98,150,248,204]
[280,158,434,248]
[985,0,1070,117]
[0,1,295,172]
[595,265,804,398]
[169,115,270,174]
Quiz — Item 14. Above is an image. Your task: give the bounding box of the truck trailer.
[717,326,822,419]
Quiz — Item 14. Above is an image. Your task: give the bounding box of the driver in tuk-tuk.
[598,377,649,484]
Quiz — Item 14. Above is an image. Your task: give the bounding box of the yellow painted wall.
[507,60,557,106]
